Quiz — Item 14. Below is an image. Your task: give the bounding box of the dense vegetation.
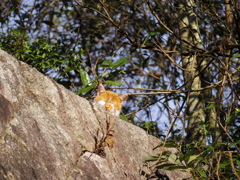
[0,0,239,179]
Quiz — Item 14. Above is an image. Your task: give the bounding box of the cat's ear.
[97,84,106,96]
[119,94,128,104]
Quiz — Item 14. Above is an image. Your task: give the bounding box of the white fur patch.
[114,110,120,116]
[95,100,105,106]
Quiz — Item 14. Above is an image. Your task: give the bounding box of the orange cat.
[94,84,128,116]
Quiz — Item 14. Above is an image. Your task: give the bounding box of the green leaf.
[149,32,157,36]
[119,114,128,121]
[198,170,207,178]
[164,142,178,148]
[77,83,97,94]
[104,80,123,86]
[202,146,214,157]
[226,115,235,125]
[142,32,157,45]
[102,72,109,77]
[228,140,240,147]
[218,162,229,169]
[156,164,187,170]
[214,142,226,148]
[230,54,240,60]
[204,104,215,110]
[153,142,178,150]
[112,56,131,69]
[162,151,171,156]
[80,70,92,87]
[168,153,177,163]
[156,163,186,170]
[155,164,172,169]
[168,165,187,170]
[144,156,159,162]
[99,60,113,68]
[187,155,198,164]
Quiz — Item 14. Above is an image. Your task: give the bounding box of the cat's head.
[94,84,128,116]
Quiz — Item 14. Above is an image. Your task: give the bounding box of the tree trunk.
[178,0,206,144]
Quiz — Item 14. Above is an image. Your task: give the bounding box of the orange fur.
[94,84,128,116]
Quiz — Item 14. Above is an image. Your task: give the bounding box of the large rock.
[0,50,192,180]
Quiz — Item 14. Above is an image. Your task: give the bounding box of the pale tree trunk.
[178,0,206,144]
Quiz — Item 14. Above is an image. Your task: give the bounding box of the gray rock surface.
[0,49,192,180]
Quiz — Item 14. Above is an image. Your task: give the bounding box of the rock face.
[0,50,192,180]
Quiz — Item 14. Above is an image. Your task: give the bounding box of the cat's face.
[94,84,128,116]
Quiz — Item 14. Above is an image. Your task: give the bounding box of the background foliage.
[0,0,239,179]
